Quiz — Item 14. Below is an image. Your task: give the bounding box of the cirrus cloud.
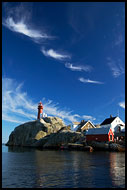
[78,77,104,84]
[41,48,71,61]
[2,17,53,41]
[82,115,96,121]
[65,63,92,72]
[107,57,125,78]
[119,101,125,109]
[2,77,82,125]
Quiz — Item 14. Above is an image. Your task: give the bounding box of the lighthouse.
[37,101,43,120]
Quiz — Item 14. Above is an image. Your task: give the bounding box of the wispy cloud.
[2,78,81,124]
[2,78,97,129]
[114,34,123,46]
[65,63,92,72]
[2,78,37,124]
[41,48,71,61]
[107,57,125,78]
[2,114,27,124]
[3,17,52,41]
[78,77,104,84]
[82,115,96,121]
[119,101,125,109]
[2,3,54,43]
[44,101,80,123]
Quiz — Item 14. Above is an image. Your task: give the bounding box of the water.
[2,145,125,188]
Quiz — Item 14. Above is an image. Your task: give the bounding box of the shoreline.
[4,142,125,152]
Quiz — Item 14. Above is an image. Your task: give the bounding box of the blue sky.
[2,2,125,143]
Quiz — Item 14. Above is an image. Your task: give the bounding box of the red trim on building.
[86,128,114,142]
[108,128,114,141]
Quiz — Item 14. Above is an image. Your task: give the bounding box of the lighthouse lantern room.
[37,101,43,120]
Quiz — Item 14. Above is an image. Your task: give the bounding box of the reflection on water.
[8,146,37,152]
[2,145,125,188]
[109,152,125,187]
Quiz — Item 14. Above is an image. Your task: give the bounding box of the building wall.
[77,122,95,132]
[86,134,109,142]
[101,117,125,132]
[111,117,125,132]
[71,124,79,131]
[86,132,114,142]
[82,122,94,131]
[73,124,79,129]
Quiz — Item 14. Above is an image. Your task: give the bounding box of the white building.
[71,122,80,131]
[42,113,47,118]
[100,116,125,132]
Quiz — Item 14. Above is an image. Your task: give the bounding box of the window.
[118,126,121,132]
[110,135,112,141]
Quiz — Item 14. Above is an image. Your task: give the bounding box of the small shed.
[76,120,95,132]
[86,127,114,142]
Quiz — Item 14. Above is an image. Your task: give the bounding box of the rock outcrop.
[6,117,65,146]
[43,131,83,148]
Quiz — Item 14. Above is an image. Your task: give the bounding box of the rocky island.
[6,115,125,152]
[6,117,84,149]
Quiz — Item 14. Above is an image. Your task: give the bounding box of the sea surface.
[2,145,125,188]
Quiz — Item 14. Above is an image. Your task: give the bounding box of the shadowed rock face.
[30,126,83,148]
[6,117,65,146]
[43,131,83,148]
